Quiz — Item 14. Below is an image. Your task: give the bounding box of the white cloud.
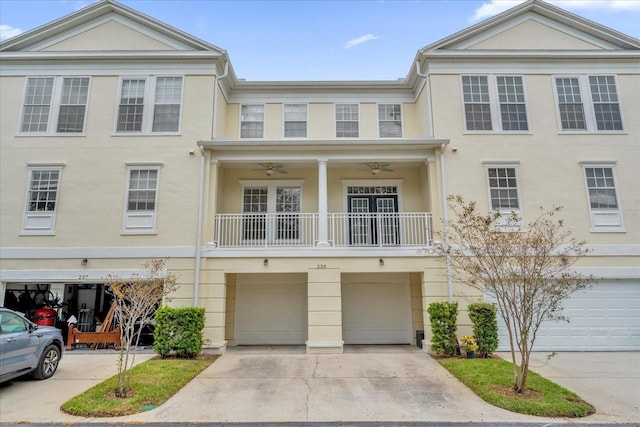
[344,34,381,49]
[0,24,23,41]
[473,0,640,21]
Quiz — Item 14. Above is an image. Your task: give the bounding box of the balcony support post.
[316,159,331,247]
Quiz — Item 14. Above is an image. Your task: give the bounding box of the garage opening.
[234,273,307,345]
[342,273,412,344]
[494,279,640,351]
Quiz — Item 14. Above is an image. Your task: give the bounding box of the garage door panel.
[495,280,640,351]
[236,274,307,345]
[342,274,411,345]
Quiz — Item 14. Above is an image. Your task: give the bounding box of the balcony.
[212,212,433,249]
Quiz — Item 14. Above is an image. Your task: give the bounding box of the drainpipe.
[194,59,229,306]
[416,60,454,302]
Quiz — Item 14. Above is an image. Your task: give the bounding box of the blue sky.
[1,0,639,81]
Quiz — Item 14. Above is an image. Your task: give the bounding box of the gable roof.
[0,0,226,55]
[419,0,640,54]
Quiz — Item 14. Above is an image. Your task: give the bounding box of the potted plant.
[460,335,478,359]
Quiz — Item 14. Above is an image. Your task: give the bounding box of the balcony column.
[316,158,330,247]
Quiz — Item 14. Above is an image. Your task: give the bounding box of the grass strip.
[439,357,594,417]
[61,357,215,417]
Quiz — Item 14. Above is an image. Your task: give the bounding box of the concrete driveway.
[0,347,637,424]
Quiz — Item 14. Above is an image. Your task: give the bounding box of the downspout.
[194,59,229,306]
[416,61,454,302]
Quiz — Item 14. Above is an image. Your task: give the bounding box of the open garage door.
[495,279,640,351]
[342,273,411,344]
[235,273,307,345]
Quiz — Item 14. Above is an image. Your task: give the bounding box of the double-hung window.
[123,165,161,233]
[582,164,623,231]
[116,76,183,133]
[462,75,529,132]
[336,104,359,138]
[240,105,264,138]
[284,104,307,138]
[485,164,522,229]
[378,104,402,137]
[20,77,90,134]
[22,165,63,234]
[554,75,623,132]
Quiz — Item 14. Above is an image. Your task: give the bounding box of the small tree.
[106,259,177,397]
[433,196,591,393]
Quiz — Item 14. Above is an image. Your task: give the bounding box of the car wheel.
[32,345,61,380]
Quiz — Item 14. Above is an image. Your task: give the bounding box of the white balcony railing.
[212,212,432,249]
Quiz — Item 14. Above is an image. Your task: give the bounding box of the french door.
[348,193,399,246]
[242,185,300,242]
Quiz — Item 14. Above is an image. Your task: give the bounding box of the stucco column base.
[202,340,227,355]
[306,341,344,354]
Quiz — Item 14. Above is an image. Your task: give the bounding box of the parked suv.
[0,307,63,383]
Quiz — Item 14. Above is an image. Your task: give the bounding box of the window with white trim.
[336,104,359,138]
[123,166,160,233]
[240,104,264,138]
[22,165,63,234]
[485,165,522,228]
[378,104,402,137]
[582,165,623,230]
[116,76,183,133]
[462,75,529,132]
[554,75,623,132]
[241,181,302,242]
[284,104,307,138]
[20,77,90,134]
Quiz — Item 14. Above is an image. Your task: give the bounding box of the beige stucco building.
[1,0,638,353]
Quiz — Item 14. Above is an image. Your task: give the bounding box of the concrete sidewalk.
[0,347,637,424]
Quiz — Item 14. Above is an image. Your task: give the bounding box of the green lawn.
[61,357,215,417]
[439,357,595,417]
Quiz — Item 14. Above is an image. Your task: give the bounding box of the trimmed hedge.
[154,306,205,358]
[468,302,499,358]
[427,301,459,356]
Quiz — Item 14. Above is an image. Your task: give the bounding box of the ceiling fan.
[366,163,394,175]
[257,163,288,176]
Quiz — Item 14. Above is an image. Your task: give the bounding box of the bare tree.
[105,259,178,397]
[433,196,592,393]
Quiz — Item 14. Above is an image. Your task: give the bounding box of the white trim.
[21,165,64,235]
[114,75,184,135]
[122,164,161,233]
[460,74,530,133]
[377,103,404,139]
[580,163,624,231]
[283,103,308,139]
[552,74,625,133]
[17,76,91,136]
[334,103,360,139]
[0,269,160,282]
[0,246,195,259]
[341,179,405,213]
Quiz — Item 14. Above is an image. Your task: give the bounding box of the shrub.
[468,302,499,358]
[154,306,205,358]
[427,301,458,356]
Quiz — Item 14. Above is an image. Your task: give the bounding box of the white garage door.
[235,274,307,345]
[342,273,411,344]
[496,280,640,351]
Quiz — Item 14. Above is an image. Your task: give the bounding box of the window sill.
[558,131,627,135]
[19,230,56,236]
[121,229,158,235]
[111,132,182,137]
[590,227,626,233]
[462,131,533,135]
[16,133,87,138]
